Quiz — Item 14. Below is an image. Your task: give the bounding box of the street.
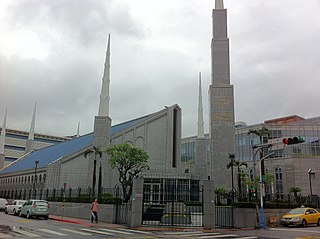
[1,212,320,238]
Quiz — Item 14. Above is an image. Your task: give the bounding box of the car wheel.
[317,218,320,226]
[4,209,8,214]
[302,219,307,227]
[44,216,48,220]
[26,211,31,219]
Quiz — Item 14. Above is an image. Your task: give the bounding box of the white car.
[5,200,27,215]
[0,198,8,211]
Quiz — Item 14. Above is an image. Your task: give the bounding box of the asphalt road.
[1,211,320,238]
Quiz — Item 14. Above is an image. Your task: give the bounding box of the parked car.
[19,200,50,219]
[280,207,320,227]
[4,200,27,215]
[0,198,8,211]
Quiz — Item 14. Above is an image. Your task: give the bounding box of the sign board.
[268,138,286,150]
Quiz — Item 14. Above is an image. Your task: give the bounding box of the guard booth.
[142,178,203,227]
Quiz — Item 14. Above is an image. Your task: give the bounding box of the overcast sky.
[0,0,319,138]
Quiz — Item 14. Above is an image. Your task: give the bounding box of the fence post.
[203,180,215,230]
[130,178,144,227]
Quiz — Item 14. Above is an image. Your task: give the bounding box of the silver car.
[0,198,8,211]
[19,200,50,219]
[5,200,27,215]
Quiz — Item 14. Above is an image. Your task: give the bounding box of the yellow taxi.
[280,206,320,227]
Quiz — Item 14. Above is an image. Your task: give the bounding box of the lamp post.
[33,160,39,198]
[229,153,235,203]
[308,169,315,204]
[259,152,274,229]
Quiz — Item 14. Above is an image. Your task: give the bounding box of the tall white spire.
[0,109,7,155]
[28,102,37,140]
[98,34,111,117]
[77,121,80,137]
[197,73,204,138]
[215,0,224,9]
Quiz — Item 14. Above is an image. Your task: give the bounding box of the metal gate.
[142,178,203,227]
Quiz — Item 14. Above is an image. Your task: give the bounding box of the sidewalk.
[49,215,127,229]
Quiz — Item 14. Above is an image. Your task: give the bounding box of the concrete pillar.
[203,180,215,229]
[130,178,144,228]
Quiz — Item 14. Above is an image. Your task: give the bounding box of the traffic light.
[282,136,305,145]
[249,188,257,198]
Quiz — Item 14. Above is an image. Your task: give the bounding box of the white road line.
[99,228,134,234]
[38,228,68,236]
[60,228,92,235]
[12,228,40,237]
[0,232,12,238]
[198,234,239,238]
[80,228,115,235]
[237,237,258,239]
[117,228,152,234]
[164,231,212,235]
[270,228,320,234]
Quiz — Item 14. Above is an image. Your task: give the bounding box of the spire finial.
[77,121,80,137]
[28,102,37,140]
[215,0,224,9]
[98,33,111,117]
[0,109,7,155]
[197,72,204,138]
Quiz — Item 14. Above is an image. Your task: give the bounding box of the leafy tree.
[106,143,149,202]
[227,159,248,195]
[84,146,102,196]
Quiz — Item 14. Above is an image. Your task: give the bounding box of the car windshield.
[18,201,25,205]
[34,201,48,207]
[289,208,305,214]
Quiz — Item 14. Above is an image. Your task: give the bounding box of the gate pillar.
[130,178,144,227]
[203,180,215,229]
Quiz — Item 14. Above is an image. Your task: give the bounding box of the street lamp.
[229,153,235,203]
[259,152,274,229]
[33,160,39,198]
[308,169,315,203]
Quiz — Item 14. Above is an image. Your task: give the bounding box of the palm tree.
[289,187,301,201]
[227,160,248,195]
[215,187,227,205]
[84,146,102,197]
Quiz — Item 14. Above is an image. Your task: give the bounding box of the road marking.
[117,228,153,234]
[60,228,92,235]
[12,228,40,237]
[270,228,320,234]
[99,228,134,234]
[164,232,219,236]
[38,228,68,236]
[197,234,239,238]
[80,228,114,235]
[0,232,12,238]
[237,237,258,239]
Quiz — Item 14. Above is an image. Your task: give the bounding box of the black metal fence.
[142,179,203,227]
[216,193,320,209]
[0,187,124,204]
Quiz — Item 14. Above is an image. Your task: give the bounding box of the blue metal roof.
[0,115,150,175]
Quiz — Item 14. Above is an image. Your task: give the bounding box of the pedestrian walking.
[90,198,99,223]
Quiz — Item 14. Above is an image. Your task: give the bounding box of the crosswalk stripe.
[99,228,134,234]
[80,228,115,235]
[237,237,258,239]
[165,232,219,236]
[12,228,40,237]
[60,228,92,235]
[0,232,12,238]
[38,228,68,236]
[198,234,239,238]
[117,228,152,234]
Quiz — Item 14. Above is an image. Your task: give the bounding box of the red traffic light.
[283,136,305,145]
